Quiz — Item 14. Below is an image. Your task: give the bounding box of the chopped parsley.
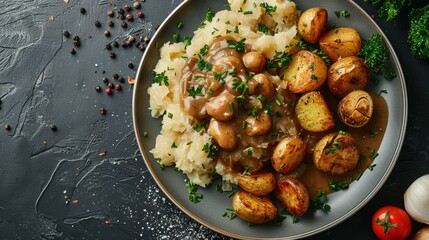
[329,180,350,192]
[197,54,213,71]
[258,22,270,35]
[153,71,169,86]
[200,44,210,56]
[325,140,341,154]
[266,51,292,70]
[183,36,192,49]
[310,191,331,213]
[369,149,379,161]
[311,74,319,80]
[242,165,251,175]
[187,86,204,98]
[227,38,246,52]
[202,142,218,159]
[260,2,277,16]
[185,182,203,203]
[172,32,179,43]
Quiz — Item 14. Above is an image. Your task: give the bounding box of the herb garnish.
[153,71,169,86]
[185,181,203,203]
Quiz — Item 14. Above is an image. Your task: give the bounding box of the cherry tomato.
[371,206,411,240]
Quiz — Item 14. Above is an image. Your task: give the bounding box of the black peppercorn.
[113,73,119,79]
[128,62,134,69]
[118,8,125,15]
[80,7,86,14]
[102,77,109,84]
[124,4,131,11]
[138,44,145,51]
[109,52,116,58]
[70,48,76,54]
[105,43,112,50]
[118,77,125,83]
[108,82,114,88]
[117,14,125,20]
[121,22,127,28]
[73,36,81,47]
[95,85,101,91]
[104,30,110,37]
[99,107,107,114]
[95,20,101,27]
[121,41,128,48]
[63,31,70,38]
[107,10,114,17]
[50,124,57,131]
[107,20,114,27]
[126,13,133,21]
[113,41,119,48]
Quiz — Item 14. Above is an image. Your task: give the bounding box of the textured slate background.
[0,0,427,239]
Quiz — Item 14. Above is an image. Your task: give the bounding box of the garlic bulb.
[404,174,429,224]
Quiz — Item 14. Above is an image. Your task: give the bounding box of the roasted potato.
[319,27,362,62]
[298,8,328,44]
[313,131,360,175]
[237,169,276,196]
[338,90,373,128]
[208,118,237,150]
[272,137,307,174]
[275,178,310,216]
[232,190,277,224]
[283,50,328,93]
[328,56,370,97]
[295,91,335,132]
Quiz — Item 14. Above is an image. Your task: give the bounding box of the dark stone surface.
[0,0,427,239]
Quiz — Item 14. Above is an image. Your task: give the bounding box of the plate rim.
[132,0,408,238]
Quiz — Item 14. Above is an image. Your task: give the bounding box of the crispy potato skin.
[319,27,362,62]
[298,8,328,44]
[275,178,310,216]
[338,90,373,128]
[237,169,276,196]
[272,137,307,174]
[295,91,335,132]
[232,190,277,224]
[283,50,328,93]
[313,132,360,175]
[328,56,370,97]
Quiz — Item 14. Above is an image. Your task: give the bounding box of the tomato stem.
[376,211,398,234]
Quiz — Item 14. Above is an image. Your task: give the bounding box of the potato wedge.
[328,56,370,97]
[232,190,277,224]
[272,137,307,174]
[283,50,328,93]
[319,27,362,62]
[313,131,360,175]
[298,8,328,44]
[295,91,335,132]
[237,169,276,196]
[275,178,310,216]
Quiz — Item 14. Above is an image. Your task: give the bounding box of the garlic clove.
[404,174,429,225]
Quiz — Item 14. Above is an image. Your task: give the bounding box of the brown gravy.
[179,37,388,199]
